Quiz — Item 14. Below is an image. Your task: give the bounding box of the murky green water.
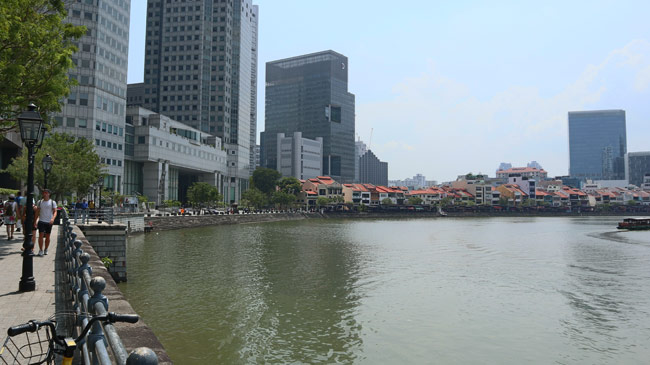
[118,217,650,364]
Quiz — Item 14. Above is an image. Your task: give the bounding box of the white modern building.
[277,132,323,180]
[124,107,228,204]
[54,0,131,192]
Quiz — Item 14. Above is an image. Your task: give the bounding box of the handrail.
[61,213,157,364]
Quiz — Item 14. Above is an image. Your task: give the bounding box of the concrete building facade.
[55,0,131,192]
[142,0,258,203]
[262,50,356,183]
[276,132,323,180]
[124,107,227,204]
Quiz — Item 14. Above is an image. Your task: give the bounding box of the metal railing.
[70,208,114,224]
[61,216,157,364]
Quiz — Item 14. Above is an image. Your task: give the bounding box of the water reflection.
[560,224,645,362]
[121,221,366,364]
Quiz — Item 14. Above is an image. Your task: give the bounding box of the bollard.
[127,348,158,365]
[88,277,110,364]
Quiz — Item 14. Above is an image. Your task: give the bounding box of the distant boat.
[438,205,447,217]
[617,217,650,230]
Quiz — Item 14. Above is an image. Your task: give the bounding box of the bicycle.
[1,312,139,365]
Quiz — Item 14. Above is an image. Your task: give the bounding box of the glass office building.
[568,110,627,181]
[626,152,650,187]
[261,51,356,183]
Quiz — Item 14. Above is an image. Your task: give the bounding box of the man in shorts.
[34,189,57,256]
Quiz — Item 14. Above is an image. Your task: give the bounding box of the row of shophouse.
[294,173,650,208]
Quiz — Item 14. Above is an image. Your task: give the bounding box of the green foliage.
[522,199,536,207]
[163,200,181,207]
[101,256,113,269]
[0,0,85,131]
[316,197,330,207]
[251,168,281,196]
[101,189,125,207]
[440,197,454,207]
[381,198,393,205]
[3,133,101,199]
[241,187,267,209]
[272,191,296,209]
[358,203,368,212]
[277,177,302,195]
[407,196,423,205]
[498,197,509,206]
[0,188,19,196]
[330,195,344,203]
[627,199,639,206]
[186,182,221,207]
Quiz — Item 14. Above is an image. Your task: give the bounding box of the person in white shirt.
[3,194,17,240]
[34,189,57,256]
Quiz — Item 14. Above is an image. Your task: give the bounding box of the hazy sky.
[127,0,650,182]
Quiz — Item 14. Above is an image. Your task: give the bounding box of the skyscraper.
[261,50,356,183]
[568,110,627,181]
[359,150,388,186]
[54,0,131,192]
[143,0,258,202]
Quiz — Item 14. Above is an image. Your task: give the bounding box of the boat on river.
[617,217,650,230]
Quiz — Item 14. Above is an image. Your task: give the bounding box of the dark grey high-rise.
[568,110,627,181]
[262,50,355,183]
[143,0,258,202]
[359,150,388,186]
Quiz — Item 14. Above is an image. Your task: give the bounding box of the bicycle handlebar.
[7,313,139,340]
[107,313,139,324]
[7,322,37,337]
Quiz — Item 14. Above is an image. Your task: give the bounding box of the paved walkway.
[0,225,59,336]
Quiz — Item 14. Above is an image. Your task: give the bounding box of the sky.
[127,0,650,182]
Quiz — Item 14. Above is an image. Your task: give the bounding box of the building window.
[138,136,145,144]
[78,119,87,128]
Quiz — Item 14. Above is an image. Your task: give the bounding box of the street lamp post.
[97,177,104,223]
[17,104,46,292]
[42,154,53,190]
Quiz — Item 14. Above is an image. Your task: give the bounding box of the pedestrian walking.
[34,189,57,256]
[3,194,17,240]
[74,198,82,224]
[15,191,24,233]
[81,199,89,224]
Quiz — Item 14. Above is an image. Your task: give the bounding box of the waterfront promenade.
[0,226,59,336]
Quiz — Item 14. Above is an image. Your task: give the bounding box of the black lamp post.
[96,177,104,223]
[17,104,46,292]
[42,154,53,189]
[97,176,104,209]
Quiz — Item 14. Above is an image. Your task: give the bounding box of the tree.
[407,196,423,205]
[316,197,330,208]
[0,0,85,132]
[277,176,302,195]
[272,191,296,209]
[3,133,101,200]
[440,197,454,207]
[251,168,281,196]
[241,187,267,209]
[381,198,393,205]
[186,182,221,207]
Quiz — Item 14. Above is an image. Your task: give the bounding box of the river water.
[118,217,650,364]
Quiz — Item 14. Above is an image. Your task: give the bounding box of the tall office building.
[359,150,388,186]
[568,110,627,181]
[261,50,356,183]
[625,152,650,187]
[54,0,131,192]
[143,0,258,202]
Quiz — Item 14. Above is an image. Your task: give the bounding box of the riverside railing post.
[88,277,110,365]
[127,347,159,364]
